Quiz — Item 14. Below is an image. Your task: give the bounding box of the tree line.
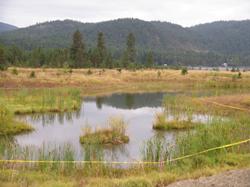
[1,29,248,70]
[0,31,154,70]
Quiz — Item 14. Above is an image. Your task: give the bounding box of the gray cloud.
[1,0,250,27]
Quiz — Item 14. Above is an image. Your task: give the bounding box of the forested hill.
[0,22,18,33]
[190,20,250,55]
[0,19,203,52]
[1,18,250,66]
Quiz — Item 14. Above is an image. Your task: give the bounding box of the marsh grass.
[0,113,249,186]
[141,136,171,162]
[0,102,33,135]
[80,117,129,145]
[173,115,250,169]
[153,95,205,130]
[153,112,201,130]
[0,88,82,114]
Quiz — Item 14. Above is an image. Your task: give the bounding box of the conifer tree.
[123,33,136,68]
[146,51,154,68]
[105,52,113,69]
[96,32,106,67]
[0,46,6,70]
[70,30,85,68]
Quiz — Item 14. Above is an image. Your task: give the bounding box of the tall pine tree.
[96,32,106,67]
[146,51,154,68]
[105,52,113,69]
[123,33,136,68]
[70,30,85,68]
[0,46,6,70]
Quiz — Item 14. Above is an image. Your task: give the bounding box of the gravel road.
[167,169,250,187]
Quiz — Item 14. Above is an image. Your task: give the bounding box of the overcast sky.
[1,0,250,27]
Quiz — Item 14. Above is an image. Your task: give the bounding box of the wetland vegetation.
[0,68,249,186]
[0,88,82,114]
[0,102,33,135]
[80,117,129,145]
[1,6,250,185]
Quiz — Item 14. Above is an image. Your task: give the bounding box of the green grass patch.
[0,121,33,136]
[0,88,82,114]
[80,117,129,145]
[0,103,33,136]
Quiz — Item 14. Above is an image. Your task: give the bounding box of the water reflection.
[92,92,167,109]
[24,110,81,126]
[14,92,180,161]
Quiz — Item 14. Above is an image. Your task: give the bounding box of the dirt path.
[167,169,250,187]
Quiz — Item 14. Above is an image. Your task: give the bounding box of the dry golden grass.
[1,68,250,96]
[203,94,250,110]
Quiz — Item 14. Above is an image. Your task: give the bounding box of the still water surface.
[15,92,182,161]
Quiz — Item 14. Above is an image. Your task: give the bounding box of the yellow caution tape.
[169,138,250,163]
[204,100,250,112]
[0,138,249,165]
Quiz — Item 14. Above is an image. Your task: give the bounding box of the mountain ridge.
[0,22,18,33]
[0,18,250,66]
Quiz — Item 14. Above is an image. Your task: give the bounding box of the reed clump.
[153,112,201,130]
[80,117,129,145]
[141,136,170,162]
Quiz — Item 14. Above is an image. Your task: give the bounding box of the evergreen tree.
[123,33,136,68]
[0,46,6,70]
[7,46,25,65]
[105,52,113,69]
[96,32,106,67]
[70,30,85,68]
[146,51,154,68]
[29,48,45,67]
[90,48,100,67]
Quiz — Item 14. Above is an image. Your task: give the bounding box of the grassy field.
[0,68,250,186]
[1,67,250,96]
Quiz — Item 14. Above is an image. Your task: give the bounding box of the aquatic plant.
[80,117,129,145]
[154,95,203,130]
[153,112,201,130]
[141,136,170,162]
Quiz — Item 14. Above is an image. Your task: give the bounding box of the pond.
[13,92,207,162]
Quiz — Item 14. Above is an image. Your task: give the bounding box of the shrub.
[68,69,73,74]
[237,72,242,79]
[0,64,7,71]
[11,68,18,75]
[29,71,36,78]
[87,69,92,75]
[181,67,188,75]
[157,71,161,78]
